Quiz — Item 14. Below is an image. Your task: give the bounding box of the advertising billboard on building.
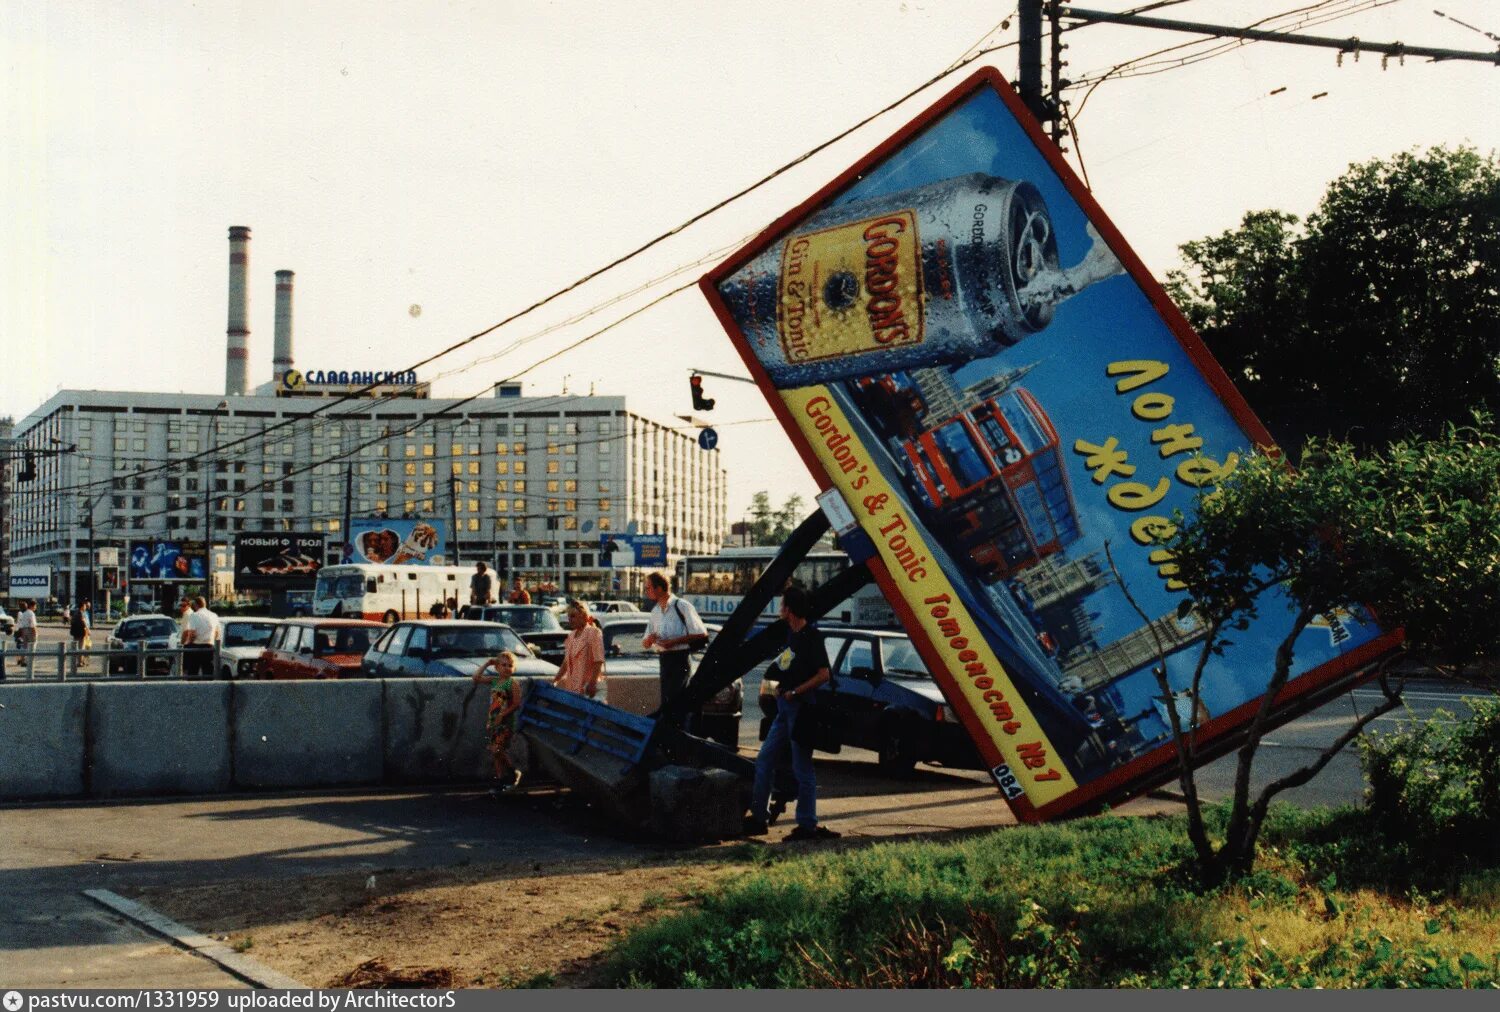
[347,519,447,566]
[599,533,668,569]
[702,67,1399,821]
[234,533,327,590]
[9,564,51,600]
[128,540,209,581]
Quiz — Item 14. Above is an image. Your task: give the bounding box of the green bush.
[609,809,1500,988]
[1360,698,1500,863]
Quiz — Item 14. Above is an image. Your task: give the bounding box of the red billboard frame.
[701,65,1403,822]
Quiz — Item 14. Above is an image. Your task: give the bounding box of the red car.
[254,619,384,680]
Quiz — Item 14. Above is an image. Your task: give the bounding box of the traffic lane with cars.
[734,664,1476,811]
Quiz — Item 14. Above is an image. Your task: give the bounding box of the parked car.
[456,604,569,665]
[594,617,742,749]
[583,599,640,614]
[106,615,181,675]
[0,607,14,636]
[217,618,281,680]
[254,619,384,680]
[760,628,983,773]
[362,620,559,679]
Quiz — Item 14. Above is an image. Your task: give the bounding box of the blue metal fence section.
[517,682,655,769]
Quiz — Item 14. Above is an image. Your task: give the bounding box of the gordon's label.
[783,386,1077,806]
[778,210,925,364]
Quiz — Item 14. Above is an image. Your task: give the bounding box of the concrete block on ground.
[383,678,490,784]
[0,683,89,799]
[649,764,746,842]
[89,682,232,796]
[233,681,382,789]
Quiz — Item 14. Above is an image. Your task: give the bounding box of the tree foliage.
[1166,146,1500,449]
[744,491,807,545]
[1147,419,1500,882]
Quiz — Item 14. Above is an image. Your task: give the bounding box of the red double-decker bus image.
[900,387,1081,583]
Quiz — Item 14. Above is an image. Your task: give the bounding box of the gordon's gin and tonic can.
[721,173,1065,388]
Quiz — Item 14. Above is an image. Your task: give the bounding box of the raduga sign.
[703,67,1399,821]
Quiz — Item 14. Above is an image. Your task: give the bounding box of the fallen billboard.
[703,67,1399,820]
[234,533,327,590]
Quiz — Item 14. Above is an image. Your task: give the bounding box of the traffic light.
[689,373,715,411]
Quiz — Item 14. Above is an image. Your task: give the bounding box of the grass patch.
[608,807,1500,988]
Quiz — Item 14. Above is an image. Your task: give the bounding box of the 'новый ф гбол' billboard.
[703,67,1400,822]
[234,533,327,589]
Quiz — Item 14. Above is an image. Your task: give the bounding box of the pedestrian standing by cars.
[470,562,495,606]
[472,650,525,794]
[746,586,840,841]
[508,578,531,605]
[181,597,217,679]
[70,601,92,651]
[553,600,604,698]
[15,601,38,651]
[641,571,707,729]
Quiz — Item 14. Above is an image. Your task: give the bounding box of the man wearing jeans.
[746,586,840,841]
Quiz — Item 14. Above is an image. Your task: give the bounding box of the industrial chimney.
[225,226,251,396]
[273,270,295,386]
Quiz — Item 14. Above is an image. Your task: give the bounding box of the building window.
[564,460,577,474]
[422,444,435,457]
[404,462,417,476]
[495,480,508,493]
[421,462,435,476]
[546,460,559,474]
[547,423,559,436]
[514,480,526,493]
[495,461,509,474]
[495,443,508,455]
[546,480,559,493]
[422,481,434,494]
[515,461,526,474]
[547,441,559,455]
[564,479,577,493]
[496,499,508,512]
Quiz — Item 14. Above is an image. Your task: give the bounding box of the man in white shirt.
[642,571,707,731]
[182,596,219,678]
[14,601,37,649]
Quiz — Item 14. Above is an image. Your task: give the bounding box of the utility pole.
[342,463,353,563]
[205,400,227,600]
[448,475,461,566]
[1018,0,1047,123]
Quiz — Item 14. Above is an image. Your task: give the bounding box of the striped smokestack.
[273,270,295,386]
[225,225,251,396]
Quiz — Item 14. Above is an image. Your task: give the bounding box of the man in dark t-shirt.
[470,562,494,605]
[747,586,840,841]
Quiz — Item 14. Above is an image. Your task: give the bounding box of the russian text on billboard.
[702,67,1399,821]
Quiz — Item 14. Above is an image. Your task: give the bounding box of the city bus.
[313,563,471,622]
[900,386,1081,583]
[676,546,898,628]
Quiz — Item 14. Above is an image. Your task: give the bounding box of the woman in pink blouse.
[553,600,605,698]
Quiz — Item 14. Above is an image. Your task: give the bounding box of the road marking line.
[83,888,305,990]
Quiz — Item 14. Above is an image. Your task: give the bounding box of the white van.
[313,564,471,622]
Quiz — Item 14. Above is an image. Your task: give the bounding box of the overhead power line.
[1057,3,1500,64]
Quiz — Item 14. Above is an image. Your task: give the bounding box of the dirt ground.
[132,854,740,988]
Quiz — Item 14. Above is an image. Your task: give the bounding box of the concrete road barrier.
[89,682,233,796]
[0,683,89,799]
[233,681,383,789]
[382,679,491,784]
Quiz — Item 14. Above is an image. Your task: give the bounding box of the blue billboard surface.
[128,540,208,581]
[348,519,447,566]
[704,68,1395,820]
[599,533,668,568]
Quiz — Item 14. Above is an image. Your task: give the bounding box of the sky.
[3,0,1497,526]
